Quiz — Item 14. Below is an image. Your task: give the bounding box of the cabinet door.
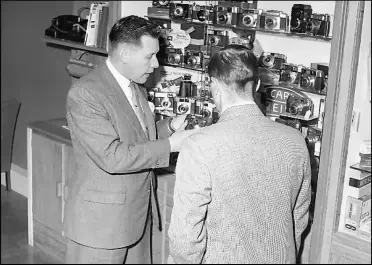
[32,133,63,233]
[62,144,75,224]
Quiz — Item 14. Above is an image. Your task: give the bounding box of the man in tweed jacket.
[168,45,312,264]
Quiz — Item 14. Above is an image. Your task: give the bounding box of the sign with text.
[264,86,309,118]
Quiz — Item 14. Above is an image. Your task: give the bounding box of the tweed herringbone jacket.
[168,104,311,264]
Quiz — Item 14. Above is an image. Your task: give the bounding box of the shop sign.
[265,86,308,118]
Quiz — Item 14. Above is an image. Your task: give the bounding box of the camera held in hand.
[185,114,213,130]
[154,92,177,112]
[286,94,314,117]
[173,97,196,115]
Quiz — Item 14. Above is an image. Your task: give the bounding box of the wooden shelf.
[43,36,108,56]
[146,16,332,42]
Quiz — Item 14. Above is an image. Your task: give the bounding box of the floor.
[1,185,59,264]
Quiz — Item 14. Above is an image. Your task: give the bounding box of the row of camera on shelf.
[149,69,323,133]
[158,44,329,95]
[152,1,331,38]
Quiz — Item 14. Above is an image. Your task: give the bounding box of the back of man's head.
[207,44,259,98]
[109,15,161,50]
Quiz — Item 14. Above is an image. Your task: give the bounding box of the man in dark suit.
[168,45,312,263]
[64,16,198,264]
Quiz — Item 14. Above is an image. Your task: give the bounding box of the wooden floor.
[1,185,59,264]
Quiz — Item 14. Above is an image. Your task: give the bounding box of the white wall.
[338,1,371,232]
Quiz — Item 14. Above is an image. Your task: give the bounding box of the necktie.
[129,82,148,136]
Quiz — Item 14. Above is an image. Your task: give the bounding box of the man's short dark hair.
[109,15,161,49]
[207,44,259,96]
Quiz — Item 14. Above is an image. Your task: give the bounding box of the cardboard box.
[344,195,371,235]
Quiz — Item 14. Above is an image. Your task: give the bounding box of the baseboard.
[1,163,28,198]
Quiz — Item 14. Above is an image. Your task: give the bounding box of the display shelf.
[43,36,108,56]
[350,163,371,173]
[146,16,332,42]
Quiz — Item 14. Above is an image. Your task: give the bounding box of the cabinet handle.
[56,182,62,198]
[64,186,69,201]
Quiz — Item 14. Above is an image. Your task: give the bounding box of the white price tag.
[168,30,191,49]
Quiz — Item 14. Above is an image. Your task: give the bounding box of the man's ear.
[119,46,130,64]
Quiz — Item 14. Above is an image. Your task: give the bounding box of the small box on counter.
[344,195,371,239]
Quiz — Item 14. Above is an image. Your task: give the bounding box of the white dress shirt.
[106,58,155,113]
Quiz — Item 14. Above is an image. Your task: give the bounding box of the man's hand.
[171,114,188,131]
[169,126,200,152]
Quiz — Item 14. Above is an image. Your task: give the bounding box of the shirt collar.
[106,57,131,89]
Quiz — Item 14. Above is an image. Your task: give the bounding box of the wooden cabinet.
[27,119,74,263]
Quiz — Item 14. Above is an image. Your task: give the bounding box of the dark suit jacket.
[63,62,172,249]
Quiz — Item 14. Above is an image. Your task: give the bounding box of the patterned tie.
[129,82,148,136]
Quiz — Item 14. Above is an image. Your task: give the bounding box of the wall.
[338,1,371,232]
[1,1,73,170]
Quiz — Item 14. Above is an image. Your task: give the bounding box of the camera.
[173,97,196,115]
[290,4,312,34]
[306,13,331,37]
[185,114,213,130]
[169,3,193,21]
[207,29,229,47]
[259,52,287,71]
[214,4,239,27]
[154,92,177,111]
[152,0,170,8]
[300,67,325,92]
[195,100,216,119]
[178,75,197,98]
[158,47,184,67]
[305,126,322,150]
[286,94,314,117]
[192,5,214,24]
[279,63,304,87]
[275,117,302,131]
[238,8,262,29]
[259,10,289,33]
[184,50,204,71]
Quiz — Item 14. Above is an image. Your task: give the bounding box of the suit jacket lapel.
[98,63,149,140]
[134,83,157,141]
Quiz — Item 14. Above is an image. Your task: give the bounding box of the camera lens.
[178,104,189,114]
[301,75,313,87]
[201,109,211,118]
[218,14,227,23]
[289,102,300,115]
[168,54,180,64]
[161,99,170,108]
[265,17,277,29]
[243,15,253,26]
[175,6,184,16]
[187,57,197,66]
[197,10,206,21]
[209,36,219,46]
[261,55,274,68]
